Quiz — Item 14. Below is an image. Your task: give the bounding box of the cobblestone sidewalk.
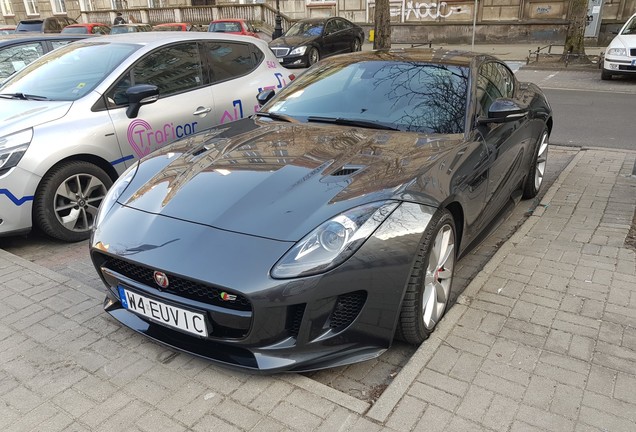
[0,147,634,431]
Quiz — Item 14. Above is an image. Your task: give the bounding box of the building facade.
[1,0,635,44]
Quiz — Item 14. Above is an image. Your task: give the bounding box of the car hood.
[0,100,72,136]
[269,35,318,49]
[121,118,460,241]
[609,34,636,48]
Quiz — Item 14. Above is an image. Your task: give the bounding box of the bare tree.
[373,0,391,49]
[562,0,590,63]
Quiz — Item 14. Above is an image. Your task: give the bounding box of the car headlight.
[94,162,138,229]
[0,129,33,171]
[271,201,399,279]
[289,46,308,56]
[607,47,627,56]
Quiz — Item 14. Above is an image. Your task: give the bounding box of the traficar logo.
[127,119,199,158]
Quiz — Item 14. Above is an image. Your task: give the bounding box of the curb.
[365,147,586,423]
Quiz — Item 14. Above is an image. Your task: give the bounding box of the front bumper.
[276,54,309,68]
[603,57,636,74]
[0,166,41,236]
[90,202,434,372]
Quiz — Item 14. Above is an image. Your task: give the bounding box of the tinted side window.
[0,42,44,79]
[325,20,338,34]
[133,42,203,96]
[204,41,259,83]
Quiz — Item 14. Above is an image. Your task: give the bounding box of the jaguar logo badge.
[153,271,169,290]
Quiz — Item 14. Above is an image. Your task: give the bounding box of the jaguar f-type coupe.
[90,49,552,372]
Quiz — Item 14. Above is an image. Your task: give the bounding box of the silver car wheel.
[534,132,548,191]
[54,173,108,232]
[422,223,455,330]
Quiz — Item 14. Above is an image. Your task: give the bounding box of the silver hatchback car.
[0,32,294,241]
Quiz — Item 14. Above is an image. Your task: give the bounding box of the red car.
[61,23,111,35]
[153,23,199,32]
[208,19,260,38]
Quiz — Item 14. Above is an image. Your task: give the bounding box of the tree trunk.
[562,0,590,63]
[373,0,391,50]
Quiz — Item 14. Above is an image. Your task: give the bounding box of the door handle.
[193,107,212,116]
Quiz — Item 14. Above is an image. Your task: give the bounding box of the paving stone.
[386,395,427,431]
[483,394,519,431]
[269,401,323,432]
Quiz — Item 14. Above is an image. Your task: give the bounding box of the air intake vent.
[331,165,362,177]
[286,303,306,337]
[329,291,367,332]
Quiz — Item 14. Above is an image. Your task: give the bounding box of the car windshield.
[209,22,242,32]
[262,60,469,134]
[620,16,636,35]
[285,22,324,37]
[0,41,139,101]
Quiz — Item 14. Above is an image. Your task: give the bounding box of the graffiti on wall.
[536,5,552,14]
[372,1,470,22]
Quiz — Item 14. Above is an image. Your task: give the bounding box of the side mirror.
[256,89,275,107]
[126,84,159,119]
[478,98,528,124]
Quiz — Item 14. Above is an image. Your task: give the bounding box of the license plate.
[118,286,208,337]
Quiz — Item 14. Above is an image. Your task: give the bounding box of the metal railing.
[85,4,294,33]
[526,44,599,67]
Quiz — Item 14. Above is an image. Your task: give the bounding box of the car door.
[322,19,341,57]
[200,40,282,124]
[476,61,527,224]
[105,41,218,161]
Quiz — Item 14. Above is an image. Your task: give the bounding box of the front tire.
[601,68,612,80]
[397,209,456,344]
[307,47,319,66]
[522,127,549,199]
[351,38,361,52]
[34,161,112,242]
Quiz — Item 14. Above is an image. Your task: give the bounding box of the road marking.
[542,86,636,94]
[545,72,558,81]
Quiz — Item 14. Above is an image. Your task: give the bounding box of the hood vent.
[330,165,363,177]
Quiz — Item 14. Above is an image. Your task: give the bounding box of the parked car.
[0,25,16,35]
[62,23,111,35]
[268,17,364,67]
[601,12,636,80]
[0,34,92,80]
[0,32,294,241]
[89,49,552,372]
[153,23,198,32]
[208,19,260,38]
[110,23,153,34]
[16,17,78,33]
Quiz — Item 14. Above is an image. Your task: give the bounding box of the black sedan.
[90,49,552,372]
[268,17,364,67]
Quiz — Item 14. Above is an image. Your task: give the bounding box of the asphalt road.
[515,68,636,150]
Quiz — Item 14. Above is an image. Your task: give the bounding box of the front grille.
[104,256,251,312]
[630,48,636,56]
[329,291,367,332]
[271,47,290,58]
[618,65,636,71]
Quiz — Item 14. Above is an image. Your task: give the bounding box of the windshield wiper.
[254,111,296,123]
[306,116,399,131]
[0,92,49,101]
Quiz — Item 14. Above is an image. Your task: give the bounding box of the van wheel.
[34,161,112,242]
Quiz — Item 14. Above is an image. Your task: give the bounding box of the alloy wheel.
[54,173,108,232]
[422,223,455,330]
[534,132,548,191]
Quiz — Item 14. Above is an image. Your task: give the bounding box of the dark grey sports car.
[90,49,552,372]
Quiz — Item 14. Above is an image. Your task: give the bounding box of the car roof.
[0,34,93,46]
[65,23,108,27]
[211,19,246,23]
[323,48,487,67]
[84,31,266,46]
